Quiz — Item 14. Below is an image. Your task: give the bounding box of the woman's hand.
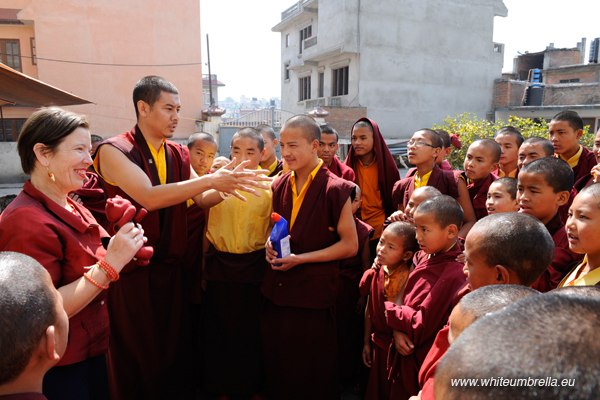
[104,222,146,272]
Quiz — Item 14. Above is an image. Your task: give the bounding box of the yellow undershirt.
[267,158,279,176]
[290,159,323,230]
[146,139,167,185]
[414,170,432,189]
[559,145,583,169]
[559,256,600,287]
[498,168,517,178]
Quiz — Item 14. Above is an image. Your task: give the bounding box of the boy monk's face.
[189,140,217,176]
[486,181,518,215]
[463,228,500,290]
[231,136,263,170]
[517,171,566,225]
[280,126,318,173]
[318,132,339,166]
[548,119,582,157]
[407,131,439,166]
[413,210,454,254]
[260,133,278,163]
[495,133,519,170]
[464,142,497,181]
[593,129,600,163]
[517,142,548,170]
[351,126,374,158]
[566,192,600,256]
[376,229,409,268]
[405,189,432,220]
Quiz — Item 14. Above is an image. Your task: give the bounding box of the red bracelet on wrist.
[83,272,109,290]
[97,259,119,282]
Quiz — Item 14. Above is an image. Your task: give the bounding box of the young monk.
[435,293,600,400]
[485,177,519,214]
[187,132,217,176]
[262,115,358,399]
[517,136,554,170]
[549,110,597,188]
[201,128,272,398]
[0,252,69,400]
[388,186,442,224]
[493,126,523,178]
[561,183,600,287]
[337,184,373,394]
[318,124,355,181]
[417,212,554,400]
[433,129,460,171]
[393,129,476,236]
[360,222,418,400]
[517,157,583,292]
[462,139,501,220]
[257,124,283,177]
[574,127,600,191]
[345,118,400,256]
[384,195,467,399]
[209,156,230,173]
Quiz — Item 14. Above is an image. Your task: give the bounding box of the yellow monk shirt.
[356,159,385,239]
[290,159,323,229]
[384,265,411,302]
[559,256,600,287]
[560,145,583,168]
[414,170,432,189]
[206,186,273,254]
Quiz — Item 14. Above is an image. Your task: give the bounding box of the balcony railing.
[303,36,317,50]
[281,0,312,20]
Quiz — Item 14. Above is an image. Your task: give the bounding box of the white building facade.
[273,0,507,138]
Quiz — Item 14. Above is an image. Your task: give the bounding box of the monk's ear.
[41,325,61,362]
[137,100,150,118]
[446,224,459,239]
[402,250,414,263]
[432,147,441,159]
[311,138,320,152]
[557,190,570,207]
[33,143,51,167]
[575,129,583,140]
[493,265,511,284]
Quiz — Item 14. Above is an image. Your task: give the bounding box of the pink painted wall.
[10,0,203,138]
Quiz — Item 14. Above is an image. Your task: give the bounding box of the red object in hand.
[105,195,153,266]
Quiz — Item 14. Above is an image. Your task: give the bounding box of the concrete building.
[494,39,600,132]
[273,0,507,138]
[0,0,202,139]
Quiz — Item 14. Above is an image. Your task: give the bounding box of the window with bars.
[332,66,349,96]
[299,25,312,54]
[0,39,22,71]
[0,119,26,142]
[299,76,311,101]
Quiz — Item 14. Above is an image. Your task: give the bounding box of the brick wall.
[544,49,581,69]
[544,65,600,84]
[494,80,527,108]
[543,83,600,105]
[321,107,367,137]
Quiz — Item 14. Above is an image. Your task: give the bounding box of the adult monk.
[318,124,355,181]
[94,75,268,400]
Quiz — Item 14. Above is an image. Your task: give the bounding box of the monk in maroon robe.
[392,165,458,210]
[262,115,357,400]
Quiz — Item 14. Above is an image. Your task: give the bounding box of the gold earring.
[47,169,56,182]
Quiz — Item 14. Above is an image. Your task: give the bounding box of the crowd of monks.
[2,75,599,400]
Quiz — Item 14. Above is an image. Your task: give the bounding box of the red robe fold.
[531,212,583,292]
[359,266,395,400]
[392,165,459,210]
[571,146,597,188]
[96,125,192,400]
[345,117,400,216]
[384,244,466,400]
[418,285,470,400]
[327,155,356,182]
[261,166,353,400]
[465,172,496,220]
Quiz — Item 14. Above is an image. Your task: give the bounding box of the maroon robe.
[571,146,597,188]
[464,172,497,220]
[439,159,453,171]
[261,166,353,400]
[418,285,470,400]
[345,117,400,216]
[531,212,583,292]
[268,159,284,177]
[337,218,373,386]
[96,126,192,400]
[384,244,467,400]
[327,155,356,182]
[359,266,396,400]
[392,165,459,210]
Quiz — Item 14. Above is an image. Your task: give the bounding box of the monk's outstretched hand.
[209,158,271,201]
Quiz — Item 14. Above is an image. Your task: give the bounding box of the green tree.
[433,113,593,169]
